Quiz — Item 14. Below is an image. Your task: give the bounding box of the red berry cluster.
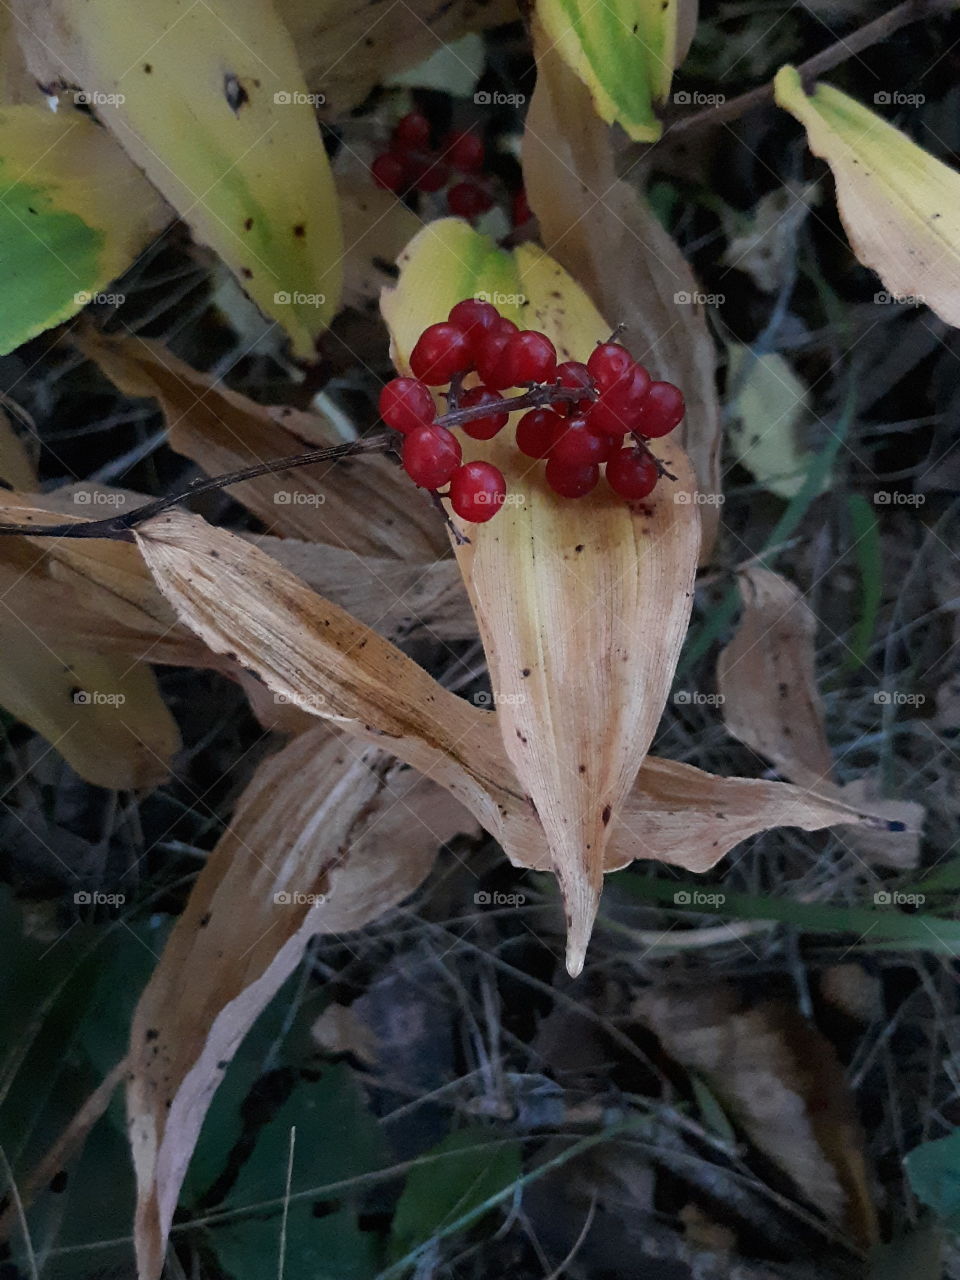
[371,112,494,221]
[378,298,685,523]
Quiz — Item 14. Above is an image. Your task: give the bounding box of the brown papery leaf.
[77,330,446,560]
[127,723,472,1280]
[335,166,423,310]
[635,987,879,1248]
[523,31,722,559]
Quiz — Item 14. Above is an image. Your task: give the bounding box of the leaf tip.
[562,876,600,978]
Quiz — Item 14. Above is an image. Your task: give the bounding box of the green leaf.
[389,1126,522,1261]
[905,1131,960,1226]
[0,106,167,355]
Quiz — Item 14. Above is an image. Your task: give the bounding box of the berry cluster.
[378,298,685,523]
[370,111,531,228]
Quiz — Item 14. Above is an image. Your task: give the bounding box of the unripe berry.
[545,458,600,498]
[379,376,436,434]
[635,380,685,438]
[371,152,407,192]
[501,330,557,385]
[449,461,506,522]
[515,408,563,458]
[606,447,659,500]
[409,322,473,385]
[550,416,615,467]
[402,424,462,488]
[460,386,509,439]
[587,342,632,392]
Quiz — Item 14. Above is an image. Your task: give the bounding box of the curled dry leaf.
[77,329,446,560]
[634,987,879,1248]
[523,33,722,558]
[381,218,701,974]
[775,66,960,329]
[127,722,473,1280]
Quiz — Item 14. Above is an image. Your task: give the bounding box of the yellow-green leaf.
[0,106,168,355]
[15,0,342,355]
[775,65,960,329]
[381,219,702,974]
[536,0,685,142]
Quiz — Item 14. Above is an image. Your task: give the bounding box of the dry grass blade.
[523,32,722,558]
[127,723,471,1280]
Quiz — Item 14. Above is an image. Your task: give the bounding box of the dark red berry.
[379,376,436,434]
[402,424,462,488]
[407,153,449,193]
[545,458,600,498]
[445,130,484,173]
[448,181,494,220]
[392,112,431,151]
[460,386,509,439]
[501,330,557,385]
[586,365,651,436]
[516,408,563,458]
[606,447,659,500]
[587,343,632,393]
[550,416,615,467]
[556,360,595,414]
[409,322,473,385]
[371,152,407,192]
[635,381,685,438]
[448,299,499,347]
[511,189,532,227]
[475,329,514,390]
[449,461,507,522]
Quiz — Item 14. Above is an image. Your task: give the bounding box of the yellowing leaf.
[535,0,684,142]
[382,218,702,974]
[127,723,471,1280]
[15,0,342,355]
[523,35,722,556]
[727,347,824,500]
[775,65,960,328]
[0,105,168,355]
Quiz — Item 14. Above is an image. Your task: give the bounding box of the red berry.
[371,152,407,192]
[586,365,652,436]
[550,416,615,467]
[448,299,500,348]
[511,189,532,227]
[545,458,600,498]
[409,322,473,385]
[475,329,514,390]
[515,408,563,458]
[606,447,659,500]
[379,376,436,434]
[402,424,462,488]
[556,360,595,414]
[444,130,484,173]
[460,386,509,439]
[392,112,431,151]
[587,343,632,393]
[501,330,557,385]
[407,152,449,193]
[449,461,507,522]
[448,181,494,220]
[635,381,685,438]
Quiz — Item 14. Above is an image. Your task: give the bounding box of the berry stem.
[428,487,470,544]
[630,432,678,482]
[439,382,592,432]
